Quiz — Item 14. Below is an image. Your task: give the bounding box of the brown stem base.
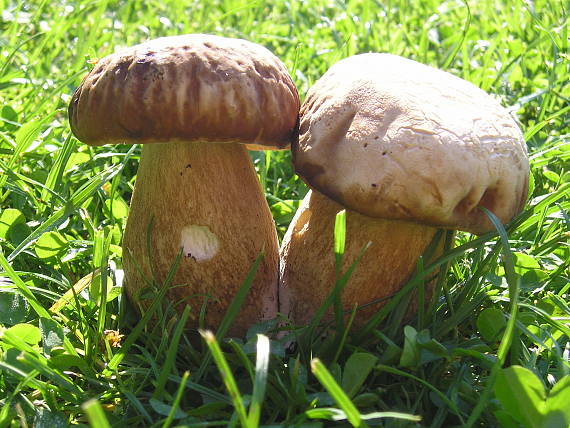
[123,141,279,336]
[279,190,443,327]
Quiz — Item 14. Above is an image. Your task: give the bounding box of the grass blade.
[161,371,190,428]
[83,399,111,428]
[306,407,421,423]
[441,0,471,68]
[333,209,347,333]
[310,358,368,428]
[38,135,75,214]
[153,305,191,400]
[466,208,521,427]
[95,229,113,336]
[49,269,100,313]
[333,209,346,268]
[247,334,270,427]
[200,330,249,428]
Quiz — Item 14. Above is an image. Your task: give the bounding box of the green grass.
[0,0,569,426]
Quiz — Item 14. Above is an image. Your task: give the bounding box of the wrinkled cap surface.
[294,53,529,235]
[69,34,299,148]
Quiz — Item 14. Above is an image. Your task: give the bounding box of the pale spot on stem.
[180,225,219,262]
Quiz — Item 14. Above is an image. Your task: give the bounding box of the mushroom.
[280,53,529,327]
[69,34,299,336]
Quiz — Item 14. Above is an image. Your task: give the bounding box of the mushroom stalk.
[279,190,443,327]
[123,141,278,335]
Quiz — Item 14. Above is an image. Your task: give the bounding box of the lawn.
[0,0,569,426]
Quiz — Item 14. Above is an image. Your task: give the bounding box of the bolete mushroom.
[69,34,299,335]
[280,53,529,327]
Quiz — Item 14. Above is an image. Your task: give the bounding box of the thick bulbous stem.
[279,190,444,327]
[123,141,279,336]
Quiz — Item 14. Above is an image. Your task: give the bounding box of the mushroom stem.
[279,190,443,327]
[123,141,279,335]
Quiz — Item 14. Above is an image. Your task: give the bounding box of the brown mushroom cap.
[294,53,529,235]
[69,34,299,148]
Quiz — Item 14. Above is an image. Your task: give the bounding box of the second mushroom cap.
[294,53,529,234]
